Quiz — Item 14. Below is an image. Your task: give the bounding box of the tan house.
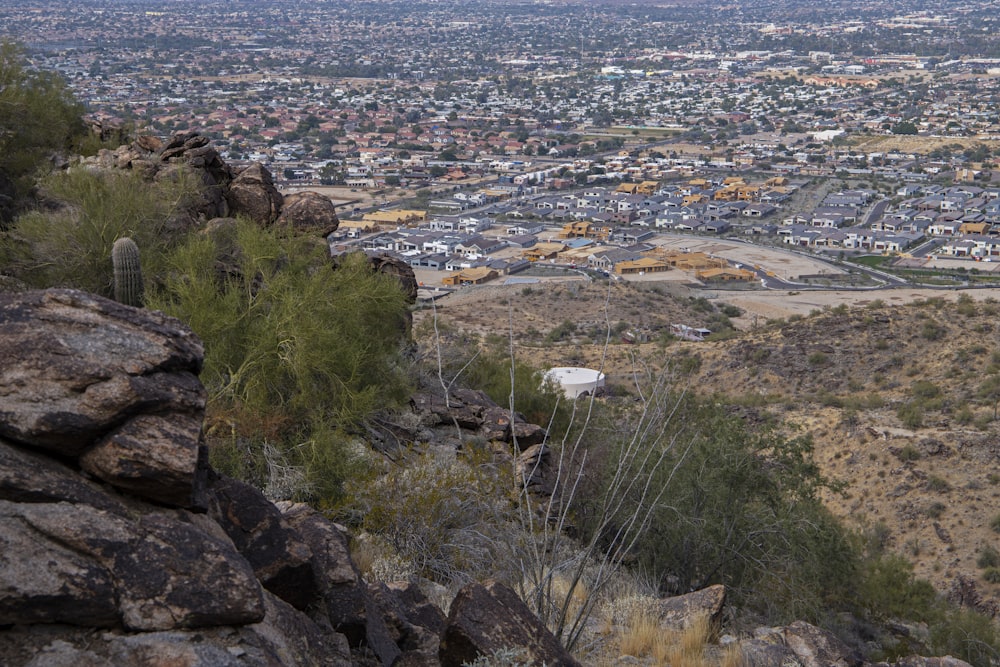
[663,251,728,272]
[696,267,756,282]
[523,242,566,262]
[615,257,670,275]
[559,221,610,241]
[959,221,991,235]
[616,180,660,195]
[441,266,498,286]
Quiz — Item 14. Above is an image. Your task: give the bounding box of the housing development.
[4,0,1000,287]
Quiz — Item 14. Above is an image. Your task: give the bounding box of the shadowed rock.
[439,579,582,667]
[208,477,318,611]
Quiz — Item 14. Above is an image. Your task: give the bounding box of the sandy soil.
[723,287,1000,325]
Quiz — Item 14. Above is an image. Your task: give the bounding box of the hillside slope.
[423,282,1000,616]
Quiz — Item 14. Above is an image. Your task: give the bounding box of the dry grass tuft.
[618,609,664,657]
[617,611,725,666]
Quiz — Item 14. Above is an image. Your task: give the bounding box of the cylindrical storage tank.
[545,367,606,399]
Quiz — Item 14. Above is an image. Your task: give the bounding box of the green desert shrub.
[1,167,199,295]
[149,219,412,505]
[0,40,86,210]
[581,393,856,624]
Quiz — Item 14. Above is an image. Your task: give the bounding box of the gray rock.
[79,414,207,509]
[384,579,448,637]
[208,477,318,610]
[368,582,442,664]
[657,584,726,632]
[2,592,351,667]
[0,500,265,632]
[511,421,547,449]
[278,501,401,667]
[440,579,582,667]
[739,639,804,667]
[239,590,353,667]
[276,191,341,237]
[226,162,283,226]
[115,512,266,631]
[0,289,205,458]
[782,620,862,667]
[0,504,119,627]
[516,444,554,496]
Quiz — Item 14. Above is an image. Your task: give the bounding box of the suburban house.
[615,257,670,275]
[441,266,499,286]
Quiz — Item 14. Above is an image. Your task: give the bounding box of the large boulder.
[439,579,582,667]
[0,289,208,509]
[278,501,402,667]
[0,501,265,632]
[226,162,283,226]
[368,581,445,665]
[208,477,319,611]
[276,191,341,237]
[782,620,862,667]
[657,584,727,632]
[749,621,862,667]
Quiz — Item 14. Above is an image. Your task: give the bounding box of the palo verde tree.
[0,40,86,220]
[148,218,413,506]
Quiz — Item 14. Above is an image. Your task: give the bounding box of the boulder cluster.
[0,288,579,667]
[84,131,418,313]
[86,131,339,237]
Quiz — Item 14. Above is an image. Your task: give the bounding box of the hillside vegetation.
[1,53,999,662]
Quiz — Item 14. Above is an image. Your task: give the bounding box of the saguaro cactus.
[112,237,144,307]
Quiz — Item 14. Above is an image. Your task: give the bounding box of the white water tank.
[545,367,606,399]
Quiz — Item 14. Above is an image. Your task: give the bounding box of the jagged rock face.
[0,287,453,667]
[277,501,402,667]
[439,579,582,667]
[207,477,319,612]
[0,289,208,510]
[226,162,283,227]
[276,191,341,237]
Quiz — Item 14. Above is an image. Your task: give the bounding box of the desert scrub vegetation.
[343,446,519,586]
[0,166,202,295]
[148,220,412,505]
[2,163,414,506]
[0,40,87,212]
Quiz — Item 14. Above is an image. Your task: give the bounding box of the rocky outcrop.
[84,132,341,236]
[439,580,582,667]
[0,288,388,666]
[657,584,726,632]
[0,289,208,509]
[276,190,341,237]
[207,477,319,612]
[226,162,283,227]
[749,622,862,667]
